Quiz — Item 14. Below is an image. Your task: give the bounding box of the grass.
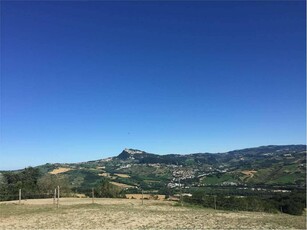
[0,198,306,229]
[0,204,55,217]
[268,173,301,184]
[202,173,239,185]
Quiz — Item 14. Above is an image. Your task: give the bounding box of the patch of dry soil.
[49,167,72,175]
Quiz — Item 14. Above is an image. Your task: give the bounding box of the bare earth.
[0,198,305,229]
[49,167,72,175]
[114,173,130,178]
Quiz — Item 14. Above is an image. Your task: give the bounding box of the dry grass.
[110,182,134,188]
[241,170,257,175]
[73,193,87,198]
[0,198,305,229]
[114,173,130,178]
[125,194,165,200]
[96,166,105,169]
[49,167,72,175]
[98,172,110,177]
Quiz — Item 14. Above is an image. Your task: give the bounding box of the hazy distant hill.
[2,145,306,193]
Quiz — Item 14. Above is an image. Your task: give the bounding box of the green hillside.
[1,145,306,198]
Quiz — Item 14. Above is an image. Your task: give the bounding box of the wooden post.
[179,178,183,206]
[53,188,56,205]
[57,186,60,208]
[19,189,21,205]
[141,189,144,205]
[92,188,94,204]
[214,195,217,210]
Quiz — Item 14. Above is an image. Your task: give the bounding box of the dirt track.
[0,198,305,229]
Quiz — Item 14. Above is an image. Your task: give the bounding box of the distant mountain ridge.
[114,144,306,166]
[2,145,306,193]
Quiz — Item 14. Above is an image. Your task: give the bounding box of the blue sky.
[1,1,306,170]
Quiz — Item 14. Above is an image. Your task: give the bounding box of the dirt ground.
[0,198,305,229]
[49,167,72,174]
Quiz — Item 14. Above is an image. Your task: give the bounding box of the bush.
[184,191,305,215]
[271,191,306,215]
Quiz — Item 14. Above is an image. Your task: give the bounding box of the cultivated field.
[0,198,305,229]
[109,182,134,188]
[49,167,72,175]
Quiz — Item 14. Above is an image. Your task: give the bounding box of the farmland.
[0,198,305,229]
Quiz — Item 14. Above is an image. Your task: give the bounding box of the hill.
[1,145,305,195]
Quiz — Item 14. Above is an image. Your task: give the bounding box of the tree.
[95,178,120,198]
[38,174,71,195]
[1,167,41,200]
[0,173,8,200]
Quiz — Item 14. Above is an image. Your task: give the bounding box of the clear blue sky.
[1,1,306,170]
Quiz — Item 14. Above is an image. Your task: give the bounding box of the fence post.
[141,189,144,205]
[214,195,217,210]
[53,188,56,205]
[92,188,94,204]
[57,186,60,208]
[19,189,21,205]
[179,178,183,206]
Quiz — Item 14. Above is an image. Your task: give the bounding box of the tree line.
[0,167,71,201]
[0,167,123,201]
[183,190,306,215]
